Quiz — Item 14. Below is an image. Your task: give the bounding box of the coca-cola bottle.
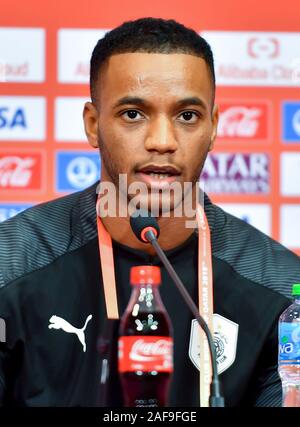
[118,265,173,407]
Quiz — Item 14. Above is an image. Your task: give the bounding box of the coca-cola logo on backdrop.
[0,153,43,190]
[217,101,270,141]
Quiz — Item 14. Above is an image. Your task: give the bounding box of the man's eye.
[122,110,143,121]
[178,111,199,123]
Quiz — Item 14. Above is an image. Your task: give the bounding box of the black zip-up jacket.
[0,183,299,406]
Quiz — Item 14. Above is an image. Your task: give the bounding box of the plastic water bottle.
[278,283,300,407]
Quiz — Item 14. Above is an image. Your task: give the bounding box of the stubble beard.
[97,131,210,217]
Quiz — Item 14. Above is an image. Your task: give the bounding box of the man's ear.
[209,104,219,151]
[83,101,99,148]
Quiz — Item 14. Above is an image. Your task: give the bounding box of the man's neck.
[100,213,196,256]
[97,176,199,255]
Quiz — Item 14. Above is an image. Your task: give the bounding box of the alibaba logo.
[247,37,280,59]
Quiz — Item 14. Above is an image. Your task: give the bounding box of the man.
[0,18,299,407]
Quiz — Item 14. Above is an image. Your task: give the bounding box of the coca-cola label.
[118,336,173,373]
[218,102,269,141]
[0,153,42,189]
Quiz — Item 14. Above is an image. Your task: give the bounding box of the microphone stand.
[145,229,224,407]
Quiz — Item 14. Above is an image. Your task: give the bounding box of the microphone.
[129,210,160,243]
[130,209,225,407]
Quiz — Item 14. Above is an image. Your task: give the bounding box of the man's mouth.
[135,164,181,188]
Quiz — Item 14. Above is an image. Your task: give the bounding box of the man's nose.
[144,116,178,154]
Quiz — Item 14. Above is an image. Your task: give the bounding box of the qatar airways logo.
[201,153,270,194]
[130,339,172,362]
[201,31,300,86]
[218,102,269,140]
[0,153,42,190]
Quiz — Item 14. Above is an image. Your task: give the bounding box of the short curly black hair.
[90,17,215,104]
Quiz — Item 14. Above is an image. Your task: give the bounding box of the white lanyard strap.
[196,203,214,407]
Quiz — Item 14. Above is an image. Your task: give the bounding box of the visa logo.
[56,152,101,192]
[282,102,300,142]
[0,97,46,141]
[0,107,27,129]
[0,204,31,222]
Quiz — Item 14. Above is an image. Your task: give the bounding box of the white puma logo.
[48,314,92,352]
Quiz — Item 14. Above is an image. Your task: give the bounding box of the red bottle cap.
[130,265,161,286]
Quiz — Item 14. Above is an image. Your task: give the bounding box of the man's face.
[84,52,218,214]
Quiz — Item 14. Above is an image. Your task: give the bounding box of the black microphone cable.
[130,209,225,407]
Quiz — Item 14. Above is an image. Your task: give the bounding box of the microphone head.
[130,210,160,243]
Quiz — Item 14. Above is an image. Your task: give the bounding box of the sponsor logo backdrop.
[0,0,299,255]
